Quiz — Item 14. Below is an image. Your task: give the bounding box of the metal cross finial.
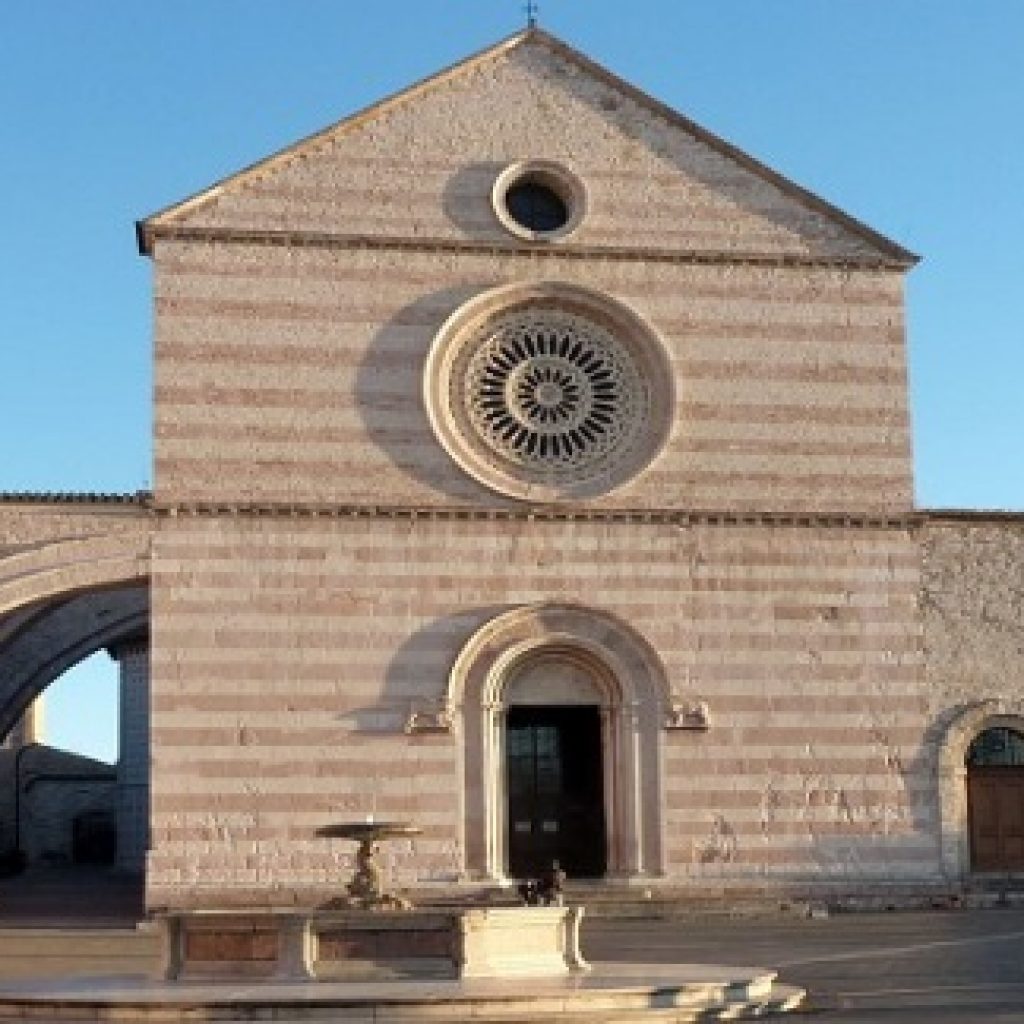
[525,0,539,29]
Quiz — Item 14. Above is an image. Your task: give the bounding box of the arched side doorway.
[937,701,1024,881]
[966,726,1024,872]
[447,603,670,884]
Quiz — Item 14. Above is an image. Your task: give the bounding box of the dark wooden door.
[506,705,606,879]
[968,767,1024,871]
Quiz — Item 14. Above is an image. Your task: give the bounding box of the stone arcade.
[1,29,1023,910]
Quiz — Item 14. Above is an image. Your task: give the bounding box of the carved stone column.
[109,634,150,872]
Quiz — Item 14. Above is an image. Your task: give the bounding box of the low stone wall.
[158,906,587,981]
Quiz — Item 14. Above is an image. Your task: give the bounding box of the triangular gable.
[138,29,916,267]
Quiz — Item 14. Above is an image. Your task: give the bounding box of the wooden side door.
[968,767,1024,871]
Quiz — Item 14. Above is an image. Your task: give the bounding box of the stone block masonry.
[146,511,931,907]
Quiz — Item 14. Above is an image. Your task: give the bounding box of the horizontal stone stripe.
[676,694,927,714]
[152,441,910,483]
[155,293,903,338]
[152,604,916,631]
[156,411,907,448]
[661,846,937,866]
[155,390,909,430]
[151,625,920,654]
[150,705,924,734]
[659,806,933,831]
[151,792,455,814]
[149,828,456,848]
[148,817,457,837]
[155,392,910,438]
[151,725,366,745]
[149,555,921,583]
[663,817,936,840]
[664,754,929,775]
[163,207,823,253]
[153,294,905,346]
[147,659,923,691]
[155,585,917,606]
[664,782,929,807]
[156,352,909,401]
[176,182,844,244]
[150,518,918,549]
[155,316,904,365]
[149,773,455,796]
[157,344,907,390]
[154,317,906,361]
[158,248,901,306]
[149,535,922,564]
[156,756,456,776]
[154,420,906,460]
[149,403,905,444]
[177,209,824,254]
[152,452,911,491]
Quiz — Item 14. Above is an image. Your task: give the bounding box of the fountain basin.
[157,905,588,981]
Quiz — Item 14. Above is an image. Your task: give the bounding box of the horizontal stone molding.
[152,500,921,531]
[143,225,912,271]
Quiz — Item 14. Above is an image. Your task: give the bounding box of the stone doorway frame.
[446,603,670,884]
[937,699,1024,881]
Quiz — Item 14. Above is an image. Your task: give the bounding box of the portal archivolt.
[447,603,669,882]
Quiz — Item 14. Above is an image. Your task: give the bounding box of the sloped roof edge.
[137,28,918,266]
[137,29,533,254]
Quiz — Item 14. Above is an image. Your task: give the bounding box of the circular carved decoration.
[425,283,673,502]
[461,308,642,474]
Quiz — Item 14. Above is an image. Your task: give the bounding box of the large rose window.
[425,283,673,502]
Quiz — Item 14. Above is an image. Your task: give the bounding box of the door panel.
[506,705,606,879]
[968,768,1024,871]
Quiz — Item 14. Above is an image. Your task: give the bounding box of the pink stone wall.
[147,513,932,907]
[153,242,910,515]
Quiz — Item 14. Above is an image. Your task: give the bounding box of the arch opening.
[937,702,1024,881]
[449,603,668,884]
[966,726,1024,872]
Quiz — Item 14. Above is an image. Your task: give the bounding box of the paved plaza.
[1,870,1023,1021]
[585,908,1024,1021]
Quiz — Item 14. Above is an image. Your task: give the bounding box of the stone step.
[0,927,158,980]
[0,969,805,1021]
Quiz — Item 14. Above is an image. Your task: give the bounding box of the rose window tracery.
[425,283,673,502]
[459,310,642,476]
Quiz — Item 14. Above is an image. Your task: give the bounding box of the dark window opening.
[505,181,569,233]
[967,727,1024,767]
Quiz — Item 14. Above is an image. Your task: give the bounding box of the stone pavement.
[1,869,1023,1021]
[585,908,1024,1021]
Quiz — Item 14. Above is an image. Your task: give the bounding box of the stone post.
[109,635,150,872]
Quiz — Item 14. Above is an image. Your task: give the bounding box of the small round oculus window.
[492,161,586,242]
[504,182,569,234]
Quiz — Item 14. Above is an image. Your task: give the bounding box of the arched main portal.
[448,603,670,884]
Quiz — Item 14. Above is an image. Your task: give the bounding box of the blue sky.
[2,1,1022,760]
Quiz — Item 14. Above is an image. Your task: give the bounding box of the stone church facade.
[1,30,1021,908]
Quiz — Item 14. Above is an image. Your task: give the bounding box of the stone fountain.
[316,820,421,911]
[156,819,588,983]
[4,819,804,1020]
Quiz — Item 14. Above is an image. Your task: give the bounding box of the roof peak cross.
[524,0,539,29]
